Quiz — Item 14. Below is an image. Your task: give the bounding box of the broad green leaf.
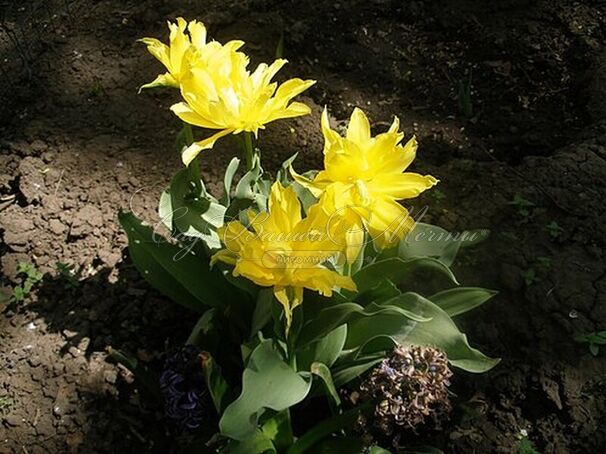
[297,324,347,370]
[158,189,173,230]
[353,257,458,294]
[119,211,233,312]
[200,351,230,414]
[220,340,312,441]
[261,410,294,452]
[298,302,430,348]
[168,168,226,250]
[311,362,341,410]
[226,158,267,219]
[332,355,383,388]
[398,223,489,266]
[187,309,220,348]
[429,287,497,317]
[228,430,276,454]
[221,157,241,205]
[398,223,461,266]
[369,447,393,454]
[354,279,401,306]
[345,293,499,373]
[352,335,397,357]
[251,288,275,336]
[459,228,490,248]
[276,153,299,185]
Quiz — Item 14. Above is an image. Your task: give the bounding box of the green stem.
[183,123,201,189]
[286,403,372,454]
[243,131,255,171]
[183,123,194,145]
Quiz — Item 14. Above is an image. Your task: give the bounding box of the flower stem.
[243,131,255,171]
[183,123,201,188]
[183,123,194,146]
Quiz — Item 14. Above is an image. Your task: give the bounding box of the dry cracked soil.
[1,0,606,452]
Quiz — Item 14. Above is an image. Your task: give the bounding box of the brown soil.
[1,0,606,452]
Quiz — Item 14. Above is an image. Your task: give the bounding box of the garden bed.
[1,0,605,452]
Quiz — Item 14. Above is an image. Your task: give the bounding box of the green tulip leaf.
[353,257,458,294]
[398,223,489,266]
[429,287,497,317]
[228,430,276,454]
[297,324,347,370]
[119,211,234,312]
[311,362,341,410]
[200,351,230,414]
[220,340,312,441]
[345,292,500,373]
[166,167,226,250]
[221,157,241,205]
[298,301,430,348]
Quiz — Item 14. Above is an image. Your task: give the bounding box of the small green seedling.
[520,268,540,287]
[90,79,106,98]
[508,195,535,217]
[458,72,473,117]
[11,262,43,303]
[544,221,563,240]
[56,262,82,289]
[0,397,14,415]
[518,436,540,454]
[535,256,551,269]
[431,188,446,201]
[575,331,606,356]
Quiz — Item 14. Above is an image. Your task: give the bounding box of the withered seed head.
[357,345,452,439]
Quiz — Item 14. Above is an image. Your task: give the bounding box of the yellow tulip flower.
[212,182,356,328]
[139,17,244,90]
[171,53,316,165]
[291,108,438,261]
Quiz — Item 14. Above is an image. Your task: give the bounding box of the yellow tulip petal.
[187,20,207,48]
[321,107,342,147]
[274,78,316,103]
[217,221,255,253]
[246,210,270,235]
[268,182,302,232]
[182,128,234,165]
[235,257,277,286]
[273,286,303,331]
[171,102,221,129]
[345,224,365,264]
[294,268,356,295]
[223,40,245,52]
[289,166,325,197]
[266,102,311,123]
[168,18,189,73]
[388,115,401,134]
[139,38,171,69]
[346,107,371,144]
[211,249,238,266]
[139,72,178,92]
[369,172,438,199]
[367,199,416,248]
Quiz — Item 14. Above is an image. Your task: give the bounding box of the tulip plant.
[118,18,499,453]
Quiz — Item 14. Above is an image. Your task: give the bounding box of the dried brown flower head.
[356,345,452,439]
